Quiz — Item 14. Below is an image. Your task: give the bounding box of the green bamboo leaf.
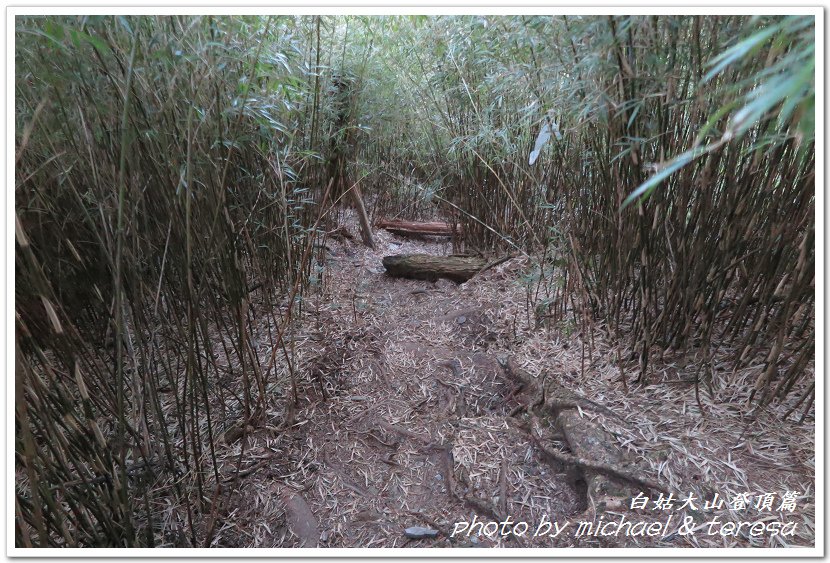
[703,23,781,83]
[69,28,81,48]
[727,63,812,138]
[621,149,699,209]
[76,30,110,53]
[44,21,64,41]
[18,28,67,51]
[777,53,815,128]
[627,103,641,129]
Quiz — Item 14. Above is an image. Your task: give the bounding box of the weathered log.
[376,219,461,238]
[382,254,487,283]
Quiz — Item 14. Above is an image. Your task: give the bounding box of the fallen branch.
[478,254,515,275]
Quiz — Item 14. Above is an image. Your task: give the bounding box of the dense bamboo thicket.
[350,15,814,398]
[14,15,336,546]
[15,14,815,547]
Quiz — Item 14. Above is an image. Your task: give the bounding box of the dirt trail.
[288,230,582,548]
[215,228,584,548]
[217,223,815,549]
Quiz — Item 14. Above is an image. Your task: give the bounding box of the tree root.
[524,419,670,495]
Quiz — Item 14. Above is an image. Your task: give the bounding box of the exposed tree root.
[497,355,670,508]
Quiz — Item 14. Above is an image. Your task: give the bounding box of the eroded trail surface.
[285,231,581,548]
[219,227,815,549]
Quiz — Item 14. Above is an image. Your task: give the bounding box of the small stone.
[470,536,479,544]
[435,474,443,481]
[456,315,467,325]
[405,526,439,539]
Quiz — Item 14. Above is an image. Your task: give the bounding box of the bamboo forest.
[14,13,817,550]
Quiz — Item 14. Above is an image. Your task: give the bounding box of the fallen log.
[382,254,487,283]
[376,219,461,237]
